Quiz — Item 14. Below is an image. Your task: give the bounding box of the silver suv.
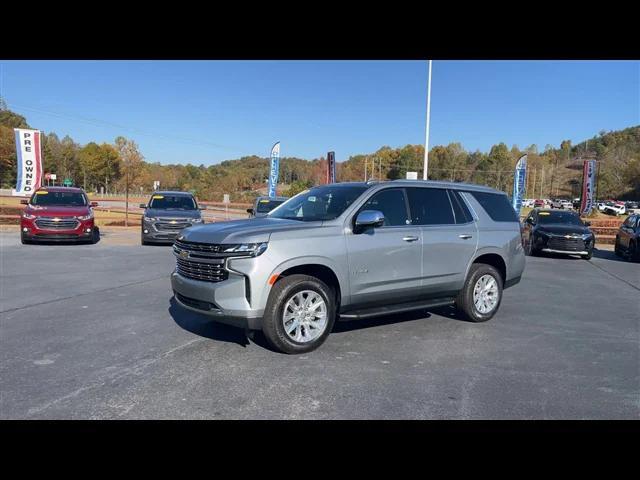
[171,181,526,354]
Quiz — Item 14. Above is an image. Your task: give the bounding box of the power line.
[7,102,243,153]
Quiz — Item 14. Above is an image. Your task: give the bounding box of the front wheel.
[526,237,538,256]
[582,249,593,260]
[455,263,503,323]
[261,274,336,354]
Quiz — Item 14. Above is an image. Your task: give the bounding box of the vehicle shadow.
[168,297,250,347]
[592,248,633,263]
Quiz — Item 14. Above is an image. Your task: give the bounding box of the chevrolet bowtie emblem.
[179,250,189,259]
[53,218,60,222]
[565,235,573,239]
[170,220,177,224]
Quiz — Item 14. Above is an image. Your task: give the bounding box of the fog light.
[85,228,92,233]
[22,227,28,232]
[143,229,149,234]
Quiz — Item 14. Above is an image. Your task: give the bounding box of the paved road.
[1,230,638,419]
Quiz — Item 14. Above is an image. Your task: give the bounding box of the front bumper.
[171,271,264,330]
[21,217,95,242]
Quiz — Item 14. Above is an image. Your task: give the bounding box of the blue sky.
[1,60,638,164]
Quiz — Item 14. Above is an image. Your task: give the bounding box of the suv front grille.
[174,239,223,253]
[176,257,228,283]
[155,221,191,231]
[548,236,585,252]
[35,217,80,230]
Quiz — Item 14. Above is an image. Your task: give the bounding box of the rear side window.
[468,191,519,222]
[448,190,473,224]
[406,187,454,225]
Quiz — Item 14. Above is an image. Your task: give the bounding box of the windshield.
[538,211,583,226]
[256,199,285,213]
[30,191,87,206]
[269,185,369,221]
[149,194,196,210]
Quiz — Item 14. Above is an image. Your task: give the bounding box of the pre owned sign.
[13,129,43,196]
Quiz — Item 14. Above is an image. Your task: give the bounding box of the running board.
[339,297,455,320]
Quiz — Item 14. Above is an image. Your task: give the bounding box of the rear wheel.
[261,274,336,354]
[526,237,538,256]
[456,263,503,323]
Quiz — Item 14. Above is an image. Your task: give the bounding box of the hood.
[536,223,590,235]
[144,208,201,219]
[26,205,91,217]
[179,217,321,244]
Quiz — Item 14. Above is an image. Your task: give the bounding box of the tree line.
[1,106,638,202]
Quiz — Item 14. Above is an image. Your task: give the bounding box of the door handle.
[459,234,473,239]
[403,236,419,242]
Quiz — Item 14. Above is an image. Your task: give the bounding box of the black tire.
[582,249,593,260]
[526,236,538,256]
[455,263,504,323]
[261,274,336,354]
[141,232,148,246]
[630,241,640,262]
[614,237,622,257]
[21,234,31,245]
[89,228,99,244]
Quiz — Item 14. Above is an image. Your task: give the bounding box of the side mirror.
[20,199,29,205]
[355,210,385,230]
[199,205,207,210]
[526,218,535,225]
[139,203,147,209]
[90,201,98,207]
[247,208,254,215]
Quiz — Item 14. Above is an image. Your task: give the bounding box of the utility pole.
[540,166,545,199]
[364,157,368,181]
[532,167,537,199]
[423,60,433,180]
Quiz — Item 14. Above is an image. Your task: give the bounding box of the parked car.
[521,209,595,260]
[572,198,582,210]
[603,202,626,216]
[534,199,545,208]
[20,187,99,244]
[551,198,572,210]
[522,198,535,208]
[614,213,640,262]
[247,196,288,218]
[625,201,639,214]
[140,191,206,245]
[170,180,526,354]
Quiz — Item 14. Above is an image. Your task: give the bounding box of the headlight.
[22,212,37,220]
[223,242,268,257]
[190,218,203,223]
[581,233,593,240]
[144,216,157,222]
[77,212,94,221]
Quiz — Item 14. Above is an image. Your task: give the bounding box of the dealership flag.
[327,151,336,184]
[511,154,527,215]
[580,159,597,215]
[268,142,280,198]
[13,129,43,196]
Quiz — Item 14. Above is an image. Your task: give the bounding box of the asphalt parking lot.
[1,229,638,419]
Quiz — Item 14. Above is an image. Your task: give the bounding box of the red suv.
[20,187,99,244]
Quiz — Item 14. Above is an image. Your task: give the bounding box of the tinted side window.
[405,187,454,225]
[449,190,473,224]
[361,189,409,226]
[468,191,519,222]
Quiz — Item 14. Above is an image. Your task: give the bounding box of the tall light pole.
[423,60,433,180]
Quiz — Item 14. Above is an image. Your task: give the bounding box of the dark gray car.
[140,191,206,245]
[247,196,288,218]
